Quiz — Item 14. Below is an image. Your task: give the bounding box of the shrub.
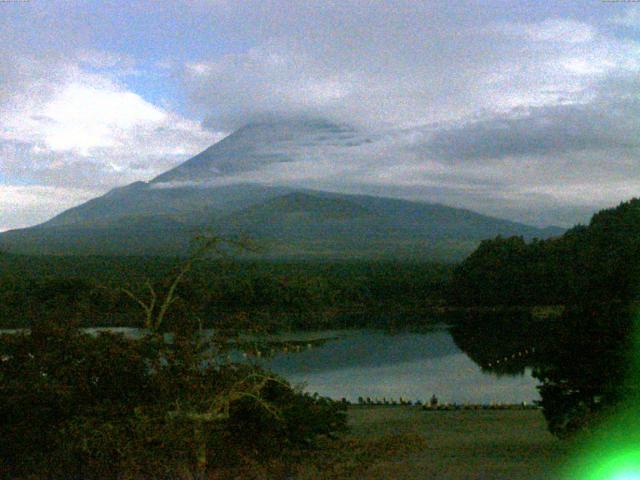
[0,321,348,478]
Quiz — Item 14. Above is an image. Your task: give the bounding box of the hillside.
[0,119,563,260]
[151,118,366,183]
[0,187,562,260]
[448,197,640,305]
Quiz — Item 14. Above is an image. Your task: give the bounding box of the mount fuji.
[0,118,563,260]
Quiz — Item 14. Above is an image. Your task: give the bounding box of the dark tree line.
[0,259,450,329]
[449,198,640,307]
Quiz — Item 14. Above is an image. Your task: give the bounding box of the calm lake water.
[261,327,540,404]
[1,325,540,404]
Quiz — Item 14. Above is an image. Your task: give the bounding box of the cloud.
[610,6,640,28]
[423,98,640,162]
[0,185,95,232]
[4,81,166,155]
[183,7,639,131]
[501,19,595,44]
[0,59,219,168]
[0,54,224,229]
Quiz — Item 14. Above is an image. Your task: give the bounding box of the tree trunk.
[194,422,207,480]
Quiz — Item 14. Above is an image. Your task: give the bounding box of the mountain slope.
[151,118,365,184]
[216,190,557,242]
[0,187,562,260]
[0,118,564,260]
[42,183,292,228]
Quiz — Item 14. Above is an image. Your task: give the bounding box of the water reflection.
[261,327,540,404]
[449,312,547,377]
[0,321,544,404]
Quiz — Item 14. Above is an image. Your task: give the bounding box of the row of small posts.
[349,396,538,410]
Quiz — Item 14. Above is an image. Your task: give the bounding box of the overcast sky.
[1,0,640,230]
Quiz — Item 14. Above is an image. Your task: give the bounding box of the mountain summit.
[151,118,365,184]
[0,118,563,260]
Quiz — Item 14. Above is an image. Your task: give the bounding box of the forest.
[0,238,357,479]
[448,198,640,307]
[0,254,451,330]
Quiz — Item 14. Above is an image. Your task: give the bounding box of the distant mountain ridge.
[40,183,292,228]
[0,118,564,260]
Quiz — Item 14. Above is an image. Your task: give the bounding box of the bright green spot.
[559,310,640,480]
[565,447,640,480]
[611,472,640,480]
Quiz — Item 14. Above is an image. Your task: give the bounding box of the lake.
[1,325,541,405]
[260,326,540,404]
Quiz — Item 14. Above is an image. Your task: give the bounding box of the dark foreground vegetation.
[0,309,347,479]
[0,238,351,479]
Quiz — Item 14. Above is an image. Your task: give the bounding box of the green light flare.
[588,451,640,479]
[611,472,640,480]
[560,410,640,479]
[560,309,640,480]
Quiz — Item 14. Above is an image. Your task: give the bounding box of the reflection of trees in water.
[452,306,637,437]
[449,311,547,377]
[532,305,636,437]
[264,329,459,375]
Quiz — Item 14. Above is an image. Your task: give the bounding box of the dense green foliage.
[0,255,450,329]
[449,198,640,307]
[0,314,347,479]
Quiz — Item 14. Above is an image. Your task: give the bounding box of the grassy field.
[294,406,571,480]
